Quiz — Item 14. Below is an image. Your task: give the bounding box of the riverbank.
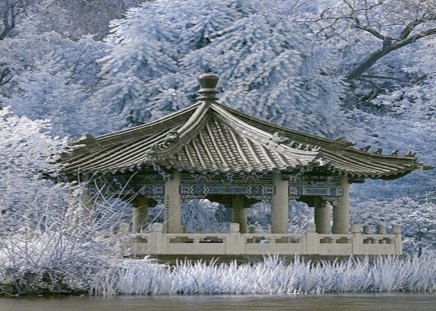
[1,255,435,296]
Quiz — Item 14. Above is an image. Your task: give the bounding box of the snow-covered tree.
[351,198,436,255]
[94,0,348,137]
[2,54,116,137]
[0,108,132,294]
[0,107,68,226]
[0,26,119,137]
[30,0,150,39]
[302,0,436,201]
[311,0,436,83]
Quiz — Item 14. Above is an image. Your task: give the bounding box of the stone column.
[271,172,289,234]
[232,194,247,233]
[164,170,182,233]
[332,175,350,234]
[314,198,330,234]
[132,196,149,233]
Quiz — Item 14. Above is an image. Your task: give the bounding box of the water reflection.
[0,294,435,311]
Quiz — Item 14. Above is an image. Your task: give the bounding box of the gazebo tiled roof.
[61,74,427,180]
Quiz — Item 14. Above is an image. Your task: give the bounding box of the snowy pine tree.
[94,0,347,137]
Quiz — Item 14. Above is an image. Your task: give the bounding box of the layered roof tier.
[61,74,426,180]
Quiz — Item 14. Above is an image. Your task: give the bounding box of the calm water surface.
[0,294,435,311]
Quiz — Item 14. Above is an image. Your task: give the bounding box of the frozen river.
[0,294,435,311]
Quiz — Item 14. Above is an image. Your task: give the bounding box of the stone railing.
[122,223,402,257]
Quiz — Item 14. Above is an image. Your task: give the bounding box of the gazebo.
[61,73,427,256]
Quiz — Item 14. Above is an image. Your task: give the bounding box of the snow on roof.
[61,74,425,180]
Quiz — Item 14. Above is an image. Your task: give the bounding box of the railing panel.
[126,230,402,256]
[164,234,228,255]
[245,243,304,254]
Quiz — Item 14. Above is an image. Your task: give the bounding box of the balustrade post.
[151,223,164,254]
[305,223,318,254]
[227,223,243,254]
[350,224,362,254]
[376,224,385,234]
[392,224,402,255]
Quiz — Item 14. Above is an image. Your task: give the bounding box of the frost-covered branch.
[0,0,39,40]
[314,0,436,81]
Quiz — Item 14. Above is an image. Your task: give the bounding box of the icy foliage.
[0,182,136,295]
[0,230,109,294]
[90,255,436,295]
[147,200,228,233]
[350,39,436,201]
[0,108,69,223]
[351,198,436,256]
[181,200,227,233]
[0,30,116,137]
[0,111,125,294]
[248,201,314,233]
[95,0,347,137]
[307,0,436,202]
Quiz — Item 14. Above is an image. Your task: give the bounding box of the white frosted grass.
[90,255,436,296]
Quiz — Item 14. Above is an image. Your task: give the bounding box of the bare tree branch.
[393,27,436,50]
[352,17,391,41]
[315,1,436,82]
[399,14,436,40]
[0,0,29,40]
[360,74,425,83]
[345,25,436,81]
[0,67,12,86]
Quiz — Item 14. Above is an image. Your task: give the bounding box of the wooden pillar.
[132,196,149,233]
[271,172,289,234]
[164,170,182,233]
[332,175,350,234]
[232,194,247,233]
[314,198,330,234]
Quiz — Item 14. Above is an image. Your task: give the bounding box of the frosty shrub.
[91,255,436,296]
[0,107,68,227]
[0,109,125,294]
[182,199,227,233]
[0,182,132,295]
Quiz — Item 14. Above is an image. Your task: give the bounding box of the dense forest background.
[1,0,435,254]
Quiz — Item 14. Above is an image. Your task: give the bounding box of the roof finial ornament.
[197,73,219,101]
